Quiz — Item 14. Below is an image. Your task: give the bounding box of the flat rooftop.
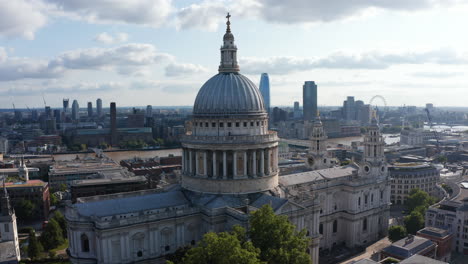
[279,165,358,186]
[5,179,47,188]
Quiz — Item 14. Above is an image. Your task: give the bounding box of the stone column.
[223,151,227,179]
[203,151,208,177]
[189,150,193,175]
[213,151,217,178]
[252,150,257,177]
[260,149,265,176]
[233,151,237,178]
[243,151,247,177]
[195,151,199,176]
[266,148,271,175]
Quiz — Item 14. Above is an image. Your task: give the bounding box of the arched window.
[81,234,90,252]
[333,220,338,233]
[319,223,323,234]
[362,218,368,231]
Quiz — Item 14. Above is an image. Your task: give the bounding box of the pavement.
[339,237,391,264]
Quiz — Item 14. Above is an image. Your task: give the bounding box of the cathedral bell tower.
[0,178,20,262]
[306,112,334,170]
[360,113,387,178]
[218,13,240,73]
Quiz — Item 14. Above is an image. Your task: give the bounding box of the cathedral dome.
[193,73,266,117]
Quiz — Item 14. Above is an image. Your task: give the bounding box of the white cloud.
[0,81,124,96]
[240,48,468,74]
[94,32,129,44]
[46,0,172,27]
[0,0,49,39]
[0,43,174,81]
[165,63,208,77]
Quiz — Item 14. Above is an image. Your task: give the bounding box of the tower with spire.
[359,113,387,178]
[18,156,29,182]
[218,13,240,73]
[306,111,335,170]
[0,177,21,262]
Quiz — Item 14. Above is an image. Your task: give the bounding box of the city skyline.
[1,1,468,108]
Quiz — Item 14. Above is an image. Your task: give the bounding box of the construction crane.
[42,93,47,107]
[425,108,441,153]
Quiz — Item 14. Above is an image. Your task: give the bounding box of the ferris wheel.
[369,95,388,119]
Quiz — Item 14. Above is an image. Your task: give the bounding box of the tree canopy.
[250,205,311,264]
[404,211,425,235]
[14,199,36,221]
[169,205,311,264]
[388,225,407,242]
[28,229,43,260]
[178,231,263,264]
[40,219,64,250]
[406,189,436,213]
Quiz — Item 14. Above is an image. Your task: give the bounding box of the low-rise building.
[70,176,148,203]
[380,235,437,261]
[48,158,125,189]
[425,182,468,255]
[5,180,50,220]
[416,227,453,262]
[389,163,440,205]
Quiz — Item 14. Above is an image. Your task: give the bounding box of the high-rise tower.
[87,102,93,117]
[259,73,270,114]
[96,98,102,117]
[71,100,79,121]
[110,102,117,146]
[63,98,69,113]
[303,81,317,122]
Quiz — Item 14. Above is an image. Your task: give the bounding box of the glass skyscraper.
[303,81,317,122]
[259,73,270,113]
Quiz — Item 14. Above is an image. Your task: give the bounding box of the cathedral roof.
[192,13,266,118]
[280,165,358,186]
[74,190,189,217]
[193,73,266,117]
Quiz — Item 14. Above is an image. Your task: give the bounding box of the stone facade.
[65,15,390,264]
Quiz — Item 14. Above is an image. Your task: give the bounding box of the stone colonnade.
[182,147,278,179]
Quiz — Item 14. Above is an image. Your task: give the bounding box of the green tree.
[50,193,59,207]
[40,219,64,250]
[406,189,436,213]
[404,211,425,234]
[249,205,311,264]
[179,230,263,264]
[28,229,44,260]
[52,210,67,238]
[14,199,36,221]
[388,225,407,242]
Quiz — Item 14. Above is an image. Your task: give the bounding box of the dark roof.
[417,227,450,238]
[349,259,379,264]
[400,254,448,264]
[75,190,189,217]
[382,236,435,259]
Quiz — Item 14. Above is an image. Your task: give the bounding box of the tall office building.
[45,106,52,118]
[343,96,355,121]
[259,73,270,113]
[293,101,301,119]
[87,102,93,117]
[63,98,69,113]
[303,81,317,122]
[71,100,79,121]
[110,102,117,146]
[96,98,102,117]
[146,105,152,117]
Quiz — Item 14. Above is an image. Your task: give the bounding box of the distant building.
[70,176,148,203]
[0,138,8,154]
[343,96,355,121]
[96,98,102,117]
[388,162,439,205]
[87,102,93,117]
[63,98,69,113]
[259,73,270,113]
[127,108,145,127]
[110,102,117,146]
[146,105,152,117]
[303,81,317,122]
[72,99,79,121]
[293,101,301,119]
[0,181,21,264]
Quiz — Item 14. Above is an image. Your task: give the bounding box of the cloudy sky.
[1,0,468,108]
